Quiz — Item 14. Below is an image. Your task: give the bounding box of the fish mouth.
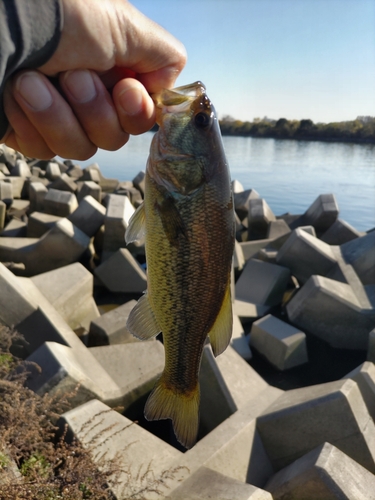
[153,81,206,106]
[152,81,209,124]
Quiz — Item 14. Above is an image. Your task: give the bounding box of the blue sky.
[132,0,375,123]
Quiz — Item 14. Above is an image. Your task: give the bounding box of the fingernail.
[64,69,97,103]
[118,86,143,116]
[16,72,53,111]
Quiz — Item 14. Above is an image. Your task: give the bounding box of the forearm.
[0,0,62,138]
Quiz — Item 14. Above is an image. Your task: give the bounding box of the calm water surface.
[78,132,375,232]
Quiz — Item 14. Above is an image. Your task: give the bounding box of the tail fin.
[144,378,200,449]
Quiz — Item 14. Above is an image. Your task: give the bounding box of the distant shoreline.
[218,116,375,145]
[219,130,375,145]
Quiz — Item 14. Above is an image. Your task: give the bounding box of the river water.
[78,132,375,232]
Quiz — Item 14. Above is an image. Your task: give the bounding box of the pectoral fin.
[125,203,146,244]
[209,281,233,357]
[126,292,161,340]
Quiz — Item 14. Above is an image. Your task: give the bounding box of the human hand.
[1,0,186,160]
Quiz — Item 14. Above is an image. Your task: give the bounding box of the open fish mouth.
[152,81,207,116]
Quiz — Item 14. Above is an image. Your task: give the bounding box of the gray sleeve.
[0,0,62,139]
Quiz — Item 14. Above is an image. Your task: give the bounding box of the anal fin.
[209,280,233,357]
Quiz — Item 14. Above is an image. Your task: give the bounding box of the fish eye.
[194,112,211,129]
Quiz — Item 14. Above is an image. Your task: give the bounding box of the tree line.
[218,116,375,144]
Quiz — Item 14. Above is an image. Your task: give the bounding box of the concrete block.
[43,188,78,217]
[60,399,182,499]
[88,300,138,346]
[10,277,122,403]
[68,195,105,237]
[199,346,238,436]
[240,239,272,261]
[66,164,83,180]
[27,211,61,237]
[0,180,13,206]
[267,219,291,240]
[0,236,39,270]
[248,198,276,239]
[117,184,143,207]
[103,194,135,256]
[31,262,99,331]
[170,466,273,500]
[231,314,252,360]
[26,342,123,407]
[234,188,260,221]
[48,172,77,192]
[45,161,61,180]
[255,248,278,264]
[0,199,5,231]
[344,362,375,420]
[77,180,101,202]
[28,181,48,212]
[84,165,120,194]
[0,162,10,175]
[34,219,90,273]
[171,385,282,490]
[12,159,31,178]
[3,176,25,198]
[0,144,16,167]
[199,345,267,437]
[216,345,268,410]
[235,258,290,307]
[277,228,337,284]
[82,166,101,182]
[0,218,90,276]
[14,276,90,352]
[231,179,244,193]
[368,329,375,363]
[321,218,364,245]
[250,315,308,370]
[265,442,375,500]
[30,165,42,177]
[327,250,369,295]
[90,341,165,410]
[290,194,339,236]
[132,170,146,195]
[286,275,375,350]
[233,239,245,271]
[257,378,375,472]
[0,262,38,326]
[269,225,316,251]
[95,248,147,293]
[233,299,270,321]
[0,218,26,237]
[7,198,29,219]
[340,231,375,285]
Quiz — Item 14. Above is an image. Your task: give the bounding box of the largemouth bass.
[125,81,234,449]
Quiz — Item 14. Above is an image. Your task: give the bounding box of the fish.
[125,81,235,449]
